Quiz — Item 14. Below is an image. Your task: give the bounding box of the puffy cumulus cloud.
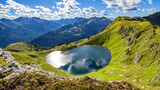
[6,0,41,17]
[0,0,112,20]
[0,4,10,13]
[35,6,52,12]
[123,6,140,13]
[57,0,80,10]
[101,10,109,16]
[0,0,59,20]
[0,4,12,19]
[56,0,80,17]
[83,7,97,14]
[1,0,40,19]
[142,8,156,13]
[0,4,17,19]
[55,0,100,19]
[80,7,98,17]
[52,6,55,9]
[147,0,152,4]
[102,0,142,13]
[114,9,121,13]
[102,0,142,8]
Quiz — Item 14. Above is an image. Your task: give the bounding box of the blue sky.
[0,0,159,20]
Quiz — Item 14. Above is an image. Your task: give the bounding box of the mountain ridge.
[31,17,112,47]
[54,17,87,26]
[0,17,89,48]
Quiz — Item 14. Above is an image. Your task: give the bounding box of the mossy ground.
[0,72,139,90]
[0,57,8,67]
[0,57,13,78]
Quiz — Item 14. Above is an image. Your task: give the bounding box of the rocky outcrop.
[0,48,59,79]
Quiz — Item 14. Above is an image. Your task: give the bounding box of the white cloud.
[6,0,41,18]
[142,8,156,13]
[0,0,157,20]
[77,7,99,18]
[101,10,109,16]
[57,0,80,12]
[35,6,52,12]
[0,0,59,20]
[55,0,81,19]
[114,9,121,13]
[102,0,142,13]
[123,6,141,13]
[83,7,97,14]
[0,4,10,13]
[0,4,11,19]
[0,3,16,20]
[55,0,100,19]
[147,0,152,4]
[0,0,111,20]
[102,0,142,8]
[102,0,154,13]
[52,6,55,9]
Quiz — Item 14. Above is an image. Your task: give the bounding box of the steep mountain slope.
[0,22,38,48]
[31,17,112,47]
[143,12,160,25]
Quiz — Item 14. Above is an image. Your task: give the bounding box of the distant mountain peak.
[0,16,62,48]
[75,17,85,19]
[13,17,42,21]
[31,17,112,47]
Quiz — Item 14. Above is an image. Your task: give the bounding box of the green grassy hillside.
[51,16,160,88]
[5,42,47,52]
[82,16,160,84]
[7,16,160,89]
